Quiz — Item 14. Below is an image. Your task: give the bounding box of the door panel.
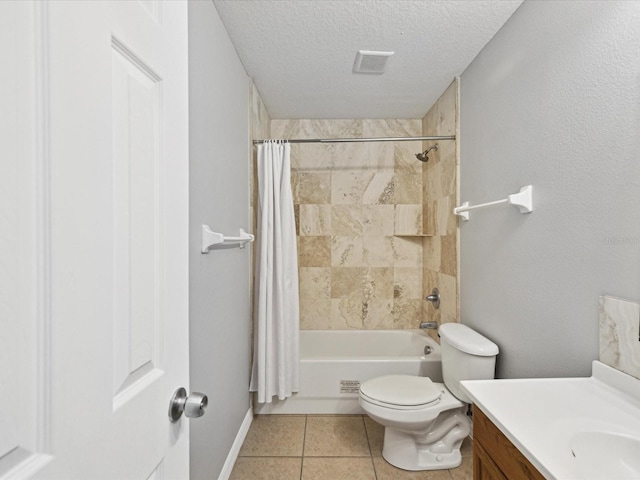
[0,1,190,478]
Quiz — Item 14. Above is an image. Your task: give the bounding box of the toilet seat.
[359,375,442,410]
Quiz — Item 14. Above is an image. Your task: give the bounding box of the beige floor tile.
[363,417,384,457]
[239,415,306,457]
[373,457,454,480]
[460,436,473,457]
[302,457,376,480]
[304,416,370,457]
[449,454,473,480]
[230,457,302,480]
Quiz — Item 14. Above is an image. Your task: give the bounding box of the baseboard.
[217,407,253,480]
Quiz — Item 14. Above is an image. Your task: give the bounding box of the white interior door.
[0,1,190,478]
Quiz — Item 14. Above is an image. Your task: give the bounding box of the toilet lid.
[359,375,442,407]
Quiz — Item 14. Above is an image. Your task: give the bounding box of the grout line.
[361,416,378,480]
[299,415,307,480]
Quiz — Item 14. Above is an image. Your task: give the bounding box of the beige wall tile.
[292,172,331,204]
[440,235,457,277]
[331,267,366,298]
[331,235,363,267]
[362,205,395,236]
[299,267,331,299]
[331,171,374,204]
[393,268,423,299]
[362,298,394,329]
[298,236,330,267]
[362,172,395,204]
[391,237,422,267]
[331,205,363,235]
[394,174,422,204]
[362,236,395,267]
[394,141,423,174]
[300,298,332,329]
[422,236,441,273]
[394,205,423,235]
[299,204,332,236]
[393,298,423,329]
[331,297,364,329]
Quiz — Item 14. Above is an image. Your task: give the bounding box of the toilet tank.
[439,323,499,403]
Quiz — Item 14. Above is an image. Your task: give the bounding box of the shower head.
[415,144,438,162]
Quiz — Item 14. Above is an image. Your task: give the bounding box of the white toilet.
[358,323,499,471]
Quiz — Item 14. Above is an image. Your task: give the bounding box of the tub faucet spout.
[420,322,438,330]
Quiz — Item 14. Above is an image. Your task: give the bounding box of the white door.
[1,1,190,478]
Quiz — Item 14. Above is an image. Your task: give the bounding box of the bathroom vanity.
[462,361,640,480]
[472,406,543,480]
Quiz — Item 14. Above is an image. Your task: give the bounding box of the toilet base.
[382,427,463,471]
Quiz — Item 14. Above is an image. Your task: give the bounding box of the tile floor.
[230,415,473,480]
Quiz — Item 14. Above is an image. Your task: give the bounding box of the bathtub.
[254,329,442,415]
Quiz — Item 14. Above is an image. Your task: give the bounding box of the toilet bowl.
[359,323,498,471]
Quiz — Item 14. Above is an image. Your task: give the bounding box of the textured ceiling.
[213,0,523,119]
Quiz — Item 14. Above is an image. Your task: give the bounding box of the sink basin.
[570,431,640,479]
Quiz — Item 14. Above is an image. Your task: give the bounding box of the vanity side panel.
[473,406,545,480]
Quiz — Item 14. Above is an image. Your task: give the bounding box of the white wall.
[188,1,251,478]
[460,1,640,379]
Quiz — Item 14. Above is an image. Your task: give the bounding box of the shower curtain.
[250,141,300,403]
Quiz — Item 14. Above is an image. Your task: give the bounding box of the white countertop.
[461,361,640,480]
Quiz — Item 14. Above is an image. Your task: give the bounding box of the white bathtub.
[254,329,442,415]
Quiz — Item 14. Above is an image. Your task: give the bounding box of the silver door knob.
[168,387,208,422]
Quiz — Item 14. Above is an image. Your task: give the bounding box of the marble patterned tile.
[393,298,423,329]
[437,272,458,324]
[298,236,330,267]
[331,235,363,267]
[395,204,423,235]
[362,172,395,204]
[331,267,366,298]
[331,297,365,329]
[362,118,422,137]
[394,174,422,204]
[394,141,424,174]
[362,236,395,268]
[362,205,395,236]
[292,172,331,204]
[331,205,363,235]
[440,235,457,277]
[300,298,332,329]
[449,454,473,480]
[422,236,441,273]
[599,296,640,379]
[391,236,422,267]
[302,458,376,480]
[393,268,423,299]
[299,204,331,236]
[299,267,331,299]
[331,171,374,204]
[303,416,370,457]
[362,298,394,329]
[230,457,302,480]
[239,416,306,457]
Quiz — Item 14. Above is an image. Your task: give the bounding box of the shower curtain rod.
[252,135,455,145]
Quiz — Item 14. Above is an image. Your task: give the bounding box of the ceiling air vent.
[352,50,394,75]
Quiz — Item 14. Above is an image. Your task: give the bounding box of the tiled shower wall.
[271,119,425,330]
[422,80,460,335]
[251,81,459,332]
